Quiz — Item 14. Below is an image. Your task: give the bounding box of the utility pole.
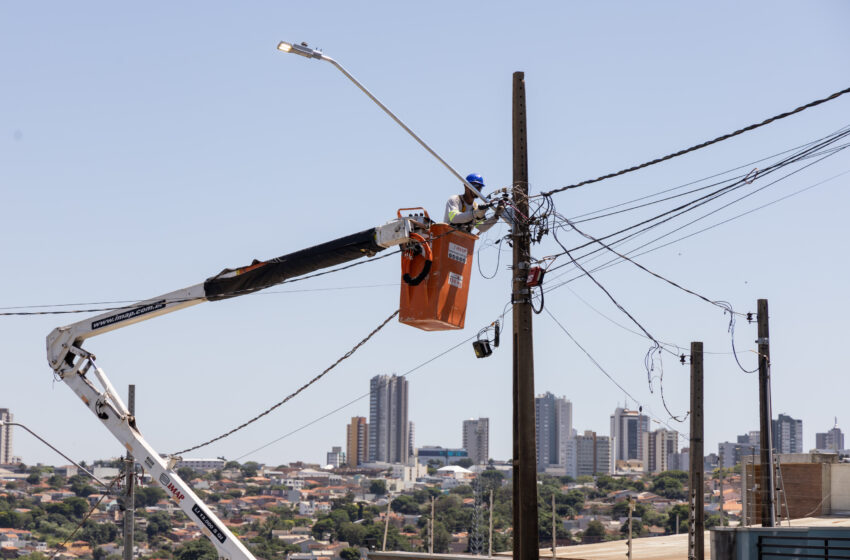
[430,496,435,555]
[551,493,556,558]
[123,385,135,560]
[382,496,391,551]
[489,489,494,558]
[511,70,539,560]
[757,299,776,527]
[626,496,635,560]
[689,343,704,560]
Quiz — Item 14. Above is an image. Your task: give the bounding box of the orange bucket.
[400,221,477,331]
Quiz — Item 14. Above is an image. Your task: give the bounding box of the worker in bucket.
[444,173,504,233]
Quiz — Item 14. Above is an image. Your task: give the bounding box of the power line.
[233,312,509,461]
[543,130,850,282]
[541,85,850,196]
[0,250,400,317]
[173,308,399,455]
[545,146,850,291]
[566,129,850,222]
[543,307,689,434]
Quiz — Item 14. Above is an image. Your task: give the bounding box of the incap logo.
[159,473,170,486]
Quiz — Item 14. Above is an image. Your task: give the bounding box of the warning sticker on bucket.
[448,272,463,289]
[447,243,468,264]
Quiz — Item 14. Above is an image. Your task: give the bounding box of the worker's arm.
[444,195,474,225]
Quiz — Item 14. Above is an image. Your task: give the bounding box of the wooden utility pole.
[689,343,704,560]
[757,299,776,527]
[123,385,135,560]
[511,70,539,560]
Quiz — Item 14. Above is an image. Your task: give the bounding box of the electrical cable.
[541,85,850,196]
[0,250,401,317]
[551,226,662,367]
[567,132,850,225]
[545,127,850,275]
[173,308,399,455]
[233,311,512,461]
[544,307,688,433]
[545,146,850,292]
[565,130,847,220]
[0,284,397,314]
[47,475,122,560]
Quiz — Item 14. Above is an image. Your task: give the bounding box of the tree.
[27,473,41,485]
[390,495,421,515]
[224,461,240,470]
[146,511,172,540]
[312,517,337,541]
[665,504,689,534]
[620,518,645,538]
[135,486,167,508]
[650,476,686,499]
[240,462,260,478]
[369,479,387,496]
[82,520,118,544]
[48,475,66,489]
[340,547,361,560]
[175,539,217,560]
[583,520,606,539]
[177,467,197,482]
[454,458,473,469]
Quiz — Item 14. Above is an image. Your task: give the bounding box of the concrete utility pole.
[489,489,494,558]
[123,385,135,560]
[382,496,391,551]
[511,70,539,560]
[430,496,435,554]
[551,493,556,558]
[689,342,704,560]
[757,298,776,527]
[626,496,635,560]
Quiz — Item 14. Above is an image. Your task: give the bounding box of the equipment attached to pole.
[472,320,500,359]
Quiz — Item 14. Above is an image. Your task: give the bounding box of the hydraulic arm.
[46,216,425,560]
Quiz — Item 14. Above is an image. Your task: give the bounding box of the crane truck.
[46,215,438,560]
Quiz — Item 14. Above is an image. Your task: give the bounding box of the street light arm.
[277,41,489,203]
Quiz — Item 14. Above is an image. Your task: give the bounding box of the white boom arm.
[46,216,421,560]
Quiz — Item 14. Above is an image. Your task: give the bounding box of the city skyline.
[3,3,849,467]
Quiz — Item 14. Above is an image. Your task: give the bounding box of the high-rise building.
[719,438,759,468]
[346,416,369,467]
[646,429,678,473]
[368,374,410,464]
[535,392,572,472]
[772,413,803,454]
[570,430,612,477]
[462,418,490,465]
[0,409,12,465]
[815,419,844,452]
[326,446,344,468]
[408,422,415,460]
[610,408,649,464]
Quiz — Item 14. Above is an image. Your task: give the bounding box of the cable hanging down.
[541,84,850,196]
[173,308,399,456]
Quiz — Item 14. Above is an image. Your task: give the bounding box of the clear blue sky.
[2,1,849,468]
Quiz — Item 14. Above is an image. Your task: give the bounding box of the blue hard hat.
[466,173,485,187]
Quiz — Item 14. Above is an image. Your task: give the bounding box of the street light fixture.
[276,40,489,202]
